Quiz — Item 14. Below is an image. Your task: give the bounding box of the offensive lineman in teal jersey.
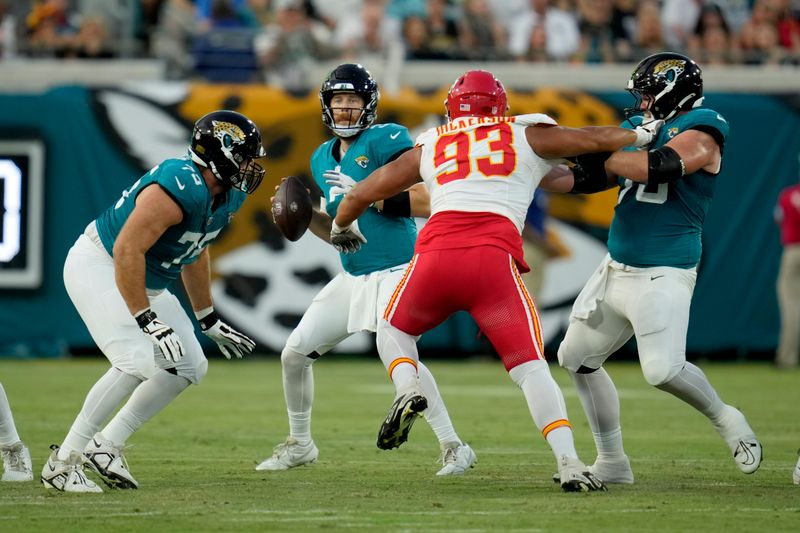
[543,53,762,483]
[257,64,475,476]
[42,111,265,493]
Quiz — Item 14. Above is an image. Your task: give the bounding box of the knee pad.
[640,357,678,387]
[557,341,583,373]
[281,346,315,369]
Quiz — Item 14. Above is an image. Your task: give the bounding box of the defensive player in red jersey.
[329,70,661,492]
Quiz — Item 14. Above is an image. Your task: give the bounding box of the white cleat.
[436,442,477,476]
[714,405,762,474]
[84,434,139,489]
[41,445,102,493]
[558,455,607,493]
[256,438,319,471]
[590,454,634,484]
[1,442,33,482]
[793,449,800,485]
[731,438,762,475]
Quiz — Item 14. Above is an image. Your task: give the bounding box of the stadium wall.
[0,80,797,359]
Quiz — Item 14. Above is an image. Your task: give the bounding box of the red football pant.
[384,246,545,371]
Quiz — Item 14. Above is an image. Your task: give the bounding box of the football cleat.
[731,438,762,475]
[41,445,102,493]
[558,455,608,493]
[1,441,33,482]
[376,386,428,450]
[436,442,477,476]
[713,405,762,474]
[551,454,635,485]
[793,449,800,485]
[84,434,139,489]
[255,438,319,471]
[590,454,634,484]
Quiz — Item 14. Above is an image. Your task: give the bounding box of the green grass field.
[0,358,798,532]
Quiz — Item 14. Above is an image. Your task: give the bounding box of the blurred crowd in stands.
[1,0,799,86]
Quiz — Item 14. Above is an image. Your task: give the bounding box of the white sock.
[58,368,142,460]
[0,383,21,447]
[377,319,420,392]
[509,360,577,459]
[571,368,626,458]
[281,347,314,443]
[656,362,725,420]
[101,369,189,445]
[418,362,460,447]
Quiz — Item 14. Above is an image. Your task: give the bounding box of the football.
[272,176,313,242]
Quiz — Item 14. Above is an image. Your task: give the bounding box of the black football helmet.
[189,110,266,194]
[319,63,379,138]
[625,52,704,122]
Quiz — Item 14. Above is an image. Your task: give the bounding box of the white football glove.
[631,114,664,148]
[135,309,184,363]
[323,169,357,202]
[330,219,367,254]
[196,308,255,359]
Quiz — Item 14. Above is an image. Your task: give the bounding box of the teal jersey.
[608,108,729,268]
[96,154,246,290]
[311,123,416,275]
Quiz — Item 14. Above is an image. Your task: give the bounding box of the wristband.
[134,308,157,329]
[197,309,219,331]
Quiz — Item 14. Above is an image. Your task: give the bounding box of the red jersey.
[777,184,800,245]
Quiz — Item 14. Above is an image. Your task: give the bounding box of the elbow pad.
[569,152,612,194]
[379,190,411,217]
[648,146,685,186]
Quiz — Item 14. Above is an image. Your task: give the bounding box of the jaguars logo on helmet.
[190,110,267,194]
[625,52,703,122]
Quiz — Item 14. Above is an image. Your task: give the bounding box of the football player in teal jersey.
[257,64,475,476]
[545,52,762,483]
[42,110,264,493]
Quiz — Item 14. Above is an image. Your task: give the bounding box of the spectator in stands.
[688,3,736,65]
[458,0,508,60]
[424,0,461,59]
[631,0,665,59]
[739,0,785,64]
[775,0,800,64]
[136,0,167,57]
[68,15,115,58]
[0,0,17,59]
[609,0,637,62]
[151,0,200,79]
[334,0,402,61]
[25,0,74,57]
[576,0,615,63]
[508,0,580,62]
[661,0,703,50]
[774,175,800,369]
[402,15,450,59]
[486,0,529,31]
[256,0,335,89]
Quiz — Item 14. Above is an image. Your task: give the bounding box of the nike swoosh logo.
[175,176,186,190]
[390,132,401,140]
[650,275,664,281]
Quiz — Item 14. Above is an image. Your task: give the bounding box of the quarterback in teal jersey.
[257,64,475,476]
[43,111,264,493]
[546,53,762,483]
